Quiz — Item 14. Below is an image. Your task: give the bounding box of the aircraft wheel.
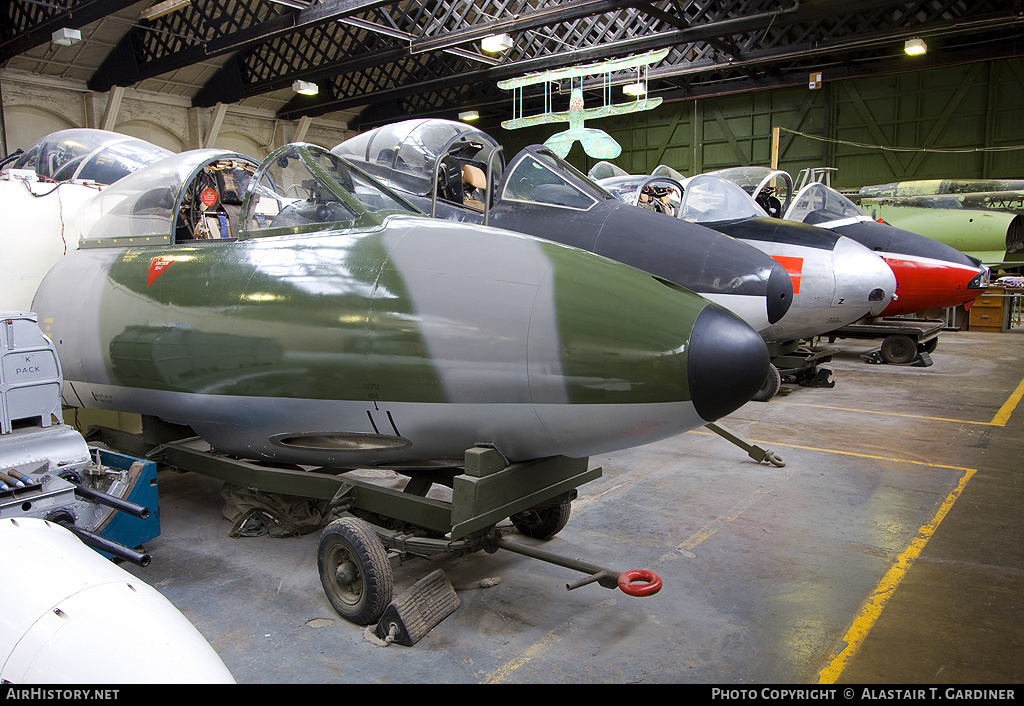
[317,517,393,625]
[511,501,571,539]
[751,364,781,402]
[880,335,917,364]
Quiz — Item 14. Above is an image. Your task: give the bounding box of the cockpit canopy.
[10,128,173,185]
[74,144,422,248]
[707,166,794,217]
[332,119,504,202]
[241,143,421,237]
[678,175,768,223]
[786,182,872,225]
[77,149,258,246]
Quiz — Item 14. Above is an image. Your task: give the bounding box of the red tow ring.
[617,569,662,597]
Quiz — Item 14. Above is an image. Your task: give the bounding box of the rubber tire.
[317,517,393,625]
[920,338,938,354]
[751,364,782,402]
[511,501,571,539]
[880,335,917,364]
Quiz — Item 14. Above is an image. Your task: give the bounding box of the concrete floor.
[120,328,1024,684]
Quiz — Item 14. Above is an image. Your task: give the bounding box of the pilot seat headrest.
[462,164,486,189]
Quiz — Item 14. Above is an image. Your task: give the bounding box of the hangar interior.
[0,0,1022,685]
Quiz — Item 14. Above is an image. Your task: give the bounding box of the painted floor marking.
[479,441,972,683]
[815,466,977,684]
[777,372,1024,427]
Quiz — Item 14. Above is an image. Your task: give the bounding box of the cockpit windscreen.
[243,144,420,235]
[679,175,768,223]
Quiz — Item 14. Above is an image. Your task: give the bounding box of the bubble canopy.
[10,128,173,185]
[331,118,503,197]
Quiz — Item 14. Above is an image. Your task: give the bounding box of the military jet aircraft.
[595,164,897,345]
[0,129,174,311]
[712,167,991,316]
[331,119,794,338]
[856,178,1024,268]
[32,142,770,470]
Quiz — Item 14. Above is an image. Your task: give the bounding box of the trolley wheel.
[751,364,781,402]
[510,501,571,539]
[880,334,917,364]
[317,517,393,625]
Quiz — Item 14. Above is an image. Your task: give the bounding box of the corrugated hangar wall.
[499,57,1024,191]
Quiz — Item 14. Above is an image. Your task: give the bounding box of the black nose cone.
[688,304,771,422]
[766,261,794,324]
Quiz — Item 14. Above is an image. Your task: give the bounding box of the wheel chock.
[372,569,460,646]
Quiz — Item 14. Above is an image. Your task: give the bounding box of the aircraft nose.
[833,236,898,316]
[687,304,770,422]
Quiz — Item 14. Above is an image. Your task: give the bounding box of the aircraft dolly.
[827,316,944,366]
[89,420,663,636]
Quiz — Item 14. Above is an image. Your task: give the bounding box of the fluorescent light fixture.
[904,37,927,55]
[481,34,514,53]
[292,80,319,95]
[458,110,480,121]
[140,0,192,21]
[623,82,647,97]
[51,28,81,46]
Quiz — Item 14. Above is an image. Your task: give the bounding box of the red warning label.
[201,187,219,208]
[148,256,173,286]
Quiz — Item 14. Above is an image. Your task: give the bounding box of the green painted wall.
[495,57,1024,191]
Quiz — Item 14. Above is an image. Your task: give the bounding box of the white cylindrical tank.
[0,517,234,684]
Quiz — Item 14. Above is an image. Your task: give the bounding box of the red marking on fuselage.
[148,256,173,286]
[772,255,803,295]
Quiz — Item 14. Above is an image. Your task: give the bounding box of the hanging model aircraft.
[331,119,794,339]
[855,178,1024,268]
[498,48,668,160]
[31,142,771,470]
[0,129,174,312]
[711,166,991,317]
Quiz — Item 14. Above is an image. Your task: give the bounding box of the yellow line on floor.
[991,374,1024,426]
[481,439,970,683]
[815,466,977,684]
[481,624,577,684]
[777,371,1024,427]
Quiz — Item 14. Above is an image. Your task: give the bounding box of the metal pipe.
[67,479,151,519]
[494,537,620,590]
[58,522,152,567]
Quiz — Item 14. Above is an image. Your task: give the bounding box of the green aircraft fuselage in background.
[856,179,1024,268]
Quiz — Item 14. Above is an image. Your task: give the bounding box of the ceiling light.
[51,28,81,46]
[458,110,480,121]
[904,37,927,56]
[140,0,192,21]
[623,82,647,97]
[292,80,318,95]
[481,34,514,53]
